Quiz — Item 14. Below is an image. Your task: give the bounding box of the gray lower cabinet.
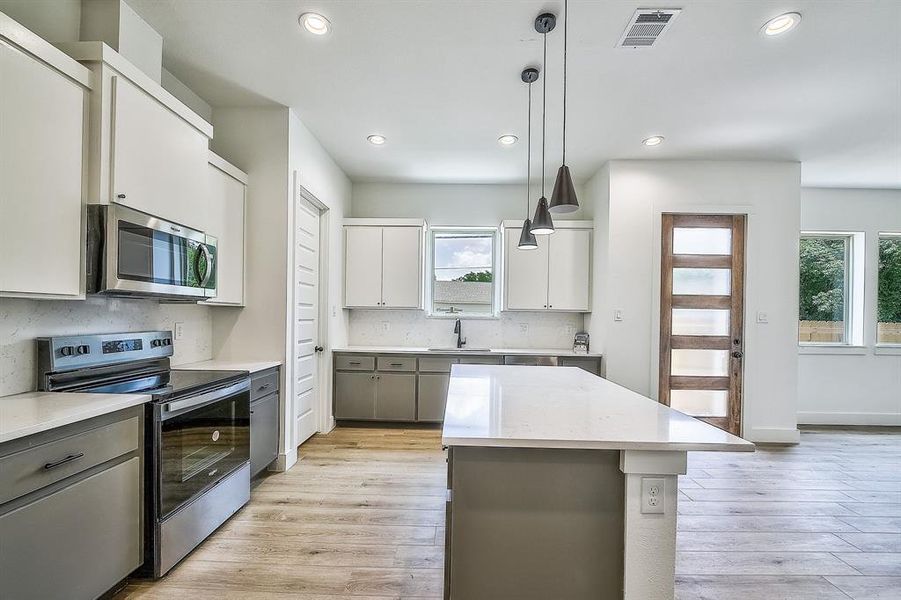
[374,373,416,420]
[250,392,279,477]
[0,407,143,600]
[335,371,377,419]
[418,373,450,422]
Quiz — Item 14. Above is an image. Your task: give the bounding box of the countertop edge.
[332,347,602,358]
[440,437,755,453]
[174,359,283,373]
[0,394,151,445]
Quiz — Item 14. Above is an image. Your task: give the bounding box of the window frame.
[426,226,500,319]
[876,232,901,348]
[798,232,857,347]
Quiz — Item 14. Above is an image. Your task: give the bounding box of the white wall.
[0,1,81,42]
[350,182,592,350]
[798,187,901,425]
[0,297,212,396]
[586,160,802,443]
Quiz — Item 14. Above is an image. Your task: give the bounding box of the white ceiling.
[127,0,901,188]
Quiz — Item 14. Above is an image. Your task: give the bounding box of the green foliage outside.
[455,271,493,283]
[799,238,846,321]
[878,237,901,323]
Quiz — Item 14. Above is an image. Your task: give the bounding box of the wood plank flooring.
[116,427,901,600]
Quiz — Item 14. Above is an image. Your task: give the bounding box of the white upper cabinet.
[381,226,422,309]
[111,76,209,229]
[344,221,424,309]
[0,23,90,299]
[202,154,246,306]
[503,221,592,312]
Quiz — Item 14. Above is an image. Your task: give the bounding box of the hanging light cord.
[541,28,547,197]
[526,80,532,216]
[562,0,568,166]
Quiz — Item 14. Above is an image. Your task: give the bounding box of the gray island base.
[441,365,753,600]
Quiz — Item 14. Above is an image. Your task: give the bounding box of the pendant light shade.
[518,218,538,249]
[549,0,579,214]
[550,165,579,213]
[530,196,555,235]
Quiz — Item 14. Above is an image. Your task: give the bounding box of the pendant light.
[518,68,539,250]
[549,0,579,214]
[530,13,555,236]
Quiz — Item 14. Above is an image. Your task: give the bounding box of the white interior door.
[293,195,320,446]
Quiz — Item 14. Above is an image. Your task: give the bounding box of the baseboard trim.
[272,446,298,472]
[744,427,801,444]
[798,411,901,426]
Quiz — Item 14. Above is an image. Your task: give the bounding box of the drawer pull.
[258,383,272,391]
[390,363,404,367]
[349,361,361,365]
[43,453,85,470]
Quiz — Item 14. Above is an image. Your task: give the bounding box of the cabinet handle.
[390,363,403,367]
[44,453,84,470]
[349,361,361,365]
[370,375,375,380]
[376,375,380,380]
[257,383,271,391]
[116,193,126,199]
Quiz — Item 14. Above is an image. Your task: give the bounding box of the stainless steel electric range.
[37,331,251,578]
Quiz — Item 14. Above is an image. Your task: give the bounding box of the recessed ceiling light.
[299,12,331,35]
[762,12,801,36]
[367,134,386,145]
[498,134,518,146]
[642,135,665,146]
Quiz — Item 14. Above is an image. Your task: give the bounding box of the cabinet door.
[418,373,450,422]
[504,227,549,310]
[111,76,209,229]
[0,457,141,600]
[250,393,278,477]
[203,164,245,305]
[344,227,383,307]
[375,373,416,421]
[547,229,591,311]
[334,372,376,419]
[381,226,421,308]
[0,41,84,298]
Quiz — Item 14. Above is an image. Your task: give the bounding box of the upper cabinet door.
[203,164,245,306]
[504,228,549,310]
[0,41,85,298]
[381,226,422,308]
[345,226,383,307]
[111,76,208,229]
[547,228,592,311]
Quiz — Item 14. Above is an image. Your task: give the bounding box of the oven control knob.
[60,346,75,357]
[163,338,172,346]
[151,339,162,348]
[76,345,91,355]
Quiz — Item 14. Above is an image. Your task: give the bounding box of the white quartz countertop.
[0,391,151,444]
[442,365,754,452]
[174,359,282,373]
[332,346,601,358]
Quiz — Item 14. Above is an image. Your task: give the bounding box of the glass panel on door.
[672,268,731,295]
[670,390,729,417]
[671,349,730,377]
[673,227,732,255]
[672,309,730,336]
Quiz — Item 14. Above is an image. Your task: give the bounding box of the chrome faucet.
[454,319,466,349]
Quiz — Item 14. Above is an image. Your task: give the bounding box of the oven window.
[159,391,250,517]
[118,221,202,287]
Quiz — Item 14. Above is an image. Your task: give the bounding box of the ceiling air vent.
[617,8,682,48]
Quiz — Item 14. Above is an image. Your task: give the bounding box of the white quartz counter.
[174,359,282,373]
[442,365,753,452]
[333,346,601,358]
[0,391,151,444]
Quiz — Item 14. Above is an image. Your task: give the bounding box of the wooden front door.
[659,214,746,435]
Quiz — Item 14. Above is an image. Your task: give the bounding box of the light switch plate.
[174,322,184,340]
[757,311,769,324]
[641,477,665,514]
[614,309,624,322]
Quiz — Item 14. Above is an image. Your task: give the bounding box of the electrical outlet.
[564,323,576,335]
[381,321,390,333]
[519,323,529,335]
[174,322,184,340]
[641,477,665,514]
[614,309,624,322]
[332,304,337,317]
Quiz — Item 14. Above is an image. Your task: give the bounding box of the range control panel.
[38,330,173,372]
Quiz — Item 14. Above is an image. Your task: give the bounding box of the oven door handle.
[161,379,250,418]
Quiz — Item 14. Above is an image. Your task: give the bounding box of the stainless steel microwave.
[87,203,217,301]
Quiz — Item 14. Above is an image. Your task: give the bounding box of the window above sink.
[427,227,499,319]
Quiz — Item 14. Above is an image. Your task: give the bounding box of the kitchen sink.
[426,347,492,352]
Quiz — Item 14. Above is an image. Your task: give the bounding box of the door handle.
[314,346,324,352]
[732,351,743,359]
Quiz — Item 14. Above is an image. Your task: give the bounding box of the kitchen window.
[798,234,853,344]
[877,233,901,345]
[428,228,498,317]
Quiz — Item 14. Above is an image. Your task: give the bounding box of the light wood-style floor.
[117,426,901,600]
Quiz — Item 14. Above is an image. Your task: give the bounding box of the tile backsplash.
[348,310,584,349]
[0,297,213,396]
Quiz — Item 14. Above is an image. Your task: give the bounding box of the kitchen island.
[441,365,753,600]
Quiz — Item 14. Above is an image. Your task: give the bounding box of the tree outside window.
[878,234,901,344]
[799,236,850,344]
